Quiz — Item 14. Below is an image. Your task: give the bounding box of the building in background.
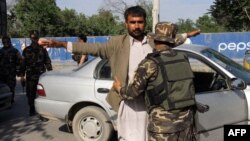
[0,0,7,36]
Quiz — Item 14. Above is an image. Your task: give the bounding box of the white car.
[35,44,250,141]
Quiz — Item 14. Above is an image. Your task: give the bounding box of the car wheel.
[72,106,113,141]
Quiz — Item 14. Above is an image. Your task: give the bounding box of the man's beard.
[129,29,144,40]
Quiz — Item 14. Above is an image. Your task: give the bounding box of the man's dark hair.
[29,30,40,39]
[1,35,11,42]
[78,34,87,42]
[124,5,146,22]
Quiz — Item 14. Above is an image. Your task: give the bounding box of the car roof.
[175,44,209,53]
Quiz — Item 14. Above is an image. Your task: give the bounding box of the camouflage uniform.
[20,43,52,115]
[120,49,195,141]
[0,39,22,103]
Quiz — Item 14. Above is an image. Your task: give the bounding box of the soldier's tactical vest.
[0,47,21,75]
[24,46,47,78]
[145,51,195,113]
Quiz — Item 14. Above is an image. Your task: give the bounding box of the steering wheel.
[209,73,219,89]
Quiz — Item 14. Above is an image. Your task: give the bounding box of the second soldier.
[20,30,53,116]
[0,35,23,104]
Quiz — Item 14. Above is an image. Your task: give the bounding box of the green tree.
[209,0,250,31]
[137,0,153,33]
[12,0,61,37]
[58,8,88,36]
[196,15,226,33]
[74,13,89,36]
[86,9,125,36]
[7,9,21,37]
[176,19,196,33]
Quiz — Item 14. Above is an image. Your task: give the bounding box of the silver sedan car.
[35,44,250,141]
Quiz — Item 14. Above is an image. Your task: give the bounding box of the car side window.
[99,61,112,80]
[188,56,228,93]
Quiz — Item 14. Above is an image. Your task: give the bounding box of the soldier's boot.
[29,96,36,116]
[29,106,36,116]
[11,91,15,104]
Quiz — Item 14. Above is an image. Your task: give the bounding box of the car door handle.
[97,88,110,93]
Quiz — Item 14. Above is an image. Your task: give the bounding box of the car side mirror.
[231,78,246,90]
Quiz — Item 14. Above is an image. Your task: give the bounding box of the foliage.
[12,0,61,37]
[7,9,21,37]
[136,0,153,33]
[86,9,125,36]
[8,0,126,37]
[195,15,226,33]
[9,0,250,37]
[58,8,87,36]
[209,0,250,31]
[176,19,196,33]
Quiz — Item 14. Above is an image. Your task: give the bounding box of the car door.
[183,52,248,141]
[93,59,116,117]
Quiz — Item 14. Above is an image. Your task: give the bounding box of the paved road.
[0,79,77,141]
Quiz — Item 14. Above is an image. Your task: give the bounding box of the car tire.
[72,106,114,141]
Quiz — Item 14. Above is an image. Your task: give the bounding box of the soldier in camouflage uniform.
[0,35,23,104]
[20,30,52,116]
[113,22,198,141]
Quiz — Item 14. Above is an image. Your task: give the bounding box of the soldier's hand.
[38,38,51,48]
[196,102,209,113]
[113,76,121,93]
[38,38,67,49]
[38,38,57,48]
[187,29,201,38]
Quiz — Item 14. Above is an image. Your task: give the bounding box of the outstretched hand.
[113,76,121,93]
[38,38,52,48]
[38,38,67,48]
[187,29,201,38]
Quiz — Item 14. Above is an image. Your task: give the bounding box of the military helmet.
[151,22,178,43]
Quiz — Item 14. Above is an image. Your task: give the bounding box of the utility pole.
[152,0,160,33]
[0,0,7,36]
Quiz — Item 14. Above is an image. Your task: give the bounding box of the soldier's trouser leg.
[26,79,39,115]
[148,126,193,141]
[10,89,15,103]
[6,76,16,103]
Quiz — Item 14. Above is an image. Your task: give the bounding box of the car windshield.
[73,56,96,71]
[201,48,250,84]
